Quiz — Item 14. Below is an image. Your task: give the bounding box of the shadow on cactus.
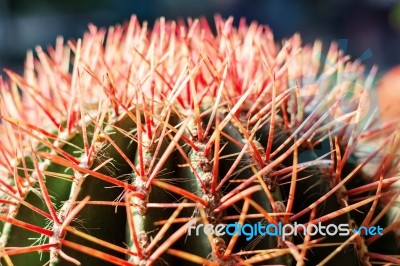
[0,15,399,266]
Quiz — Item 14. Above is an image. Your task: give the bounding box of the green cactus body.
[0,15,399,266]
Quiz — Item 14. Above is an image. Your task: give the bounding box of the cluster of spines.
[0,15,398,265]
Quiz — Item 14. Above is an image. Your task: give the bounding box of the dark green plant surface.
[0,16,399,266]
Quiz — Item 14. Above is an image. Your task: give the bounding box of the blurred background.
[0,0,400,76]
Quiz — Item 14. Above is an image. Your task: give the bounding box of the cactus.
[0,15,399,266]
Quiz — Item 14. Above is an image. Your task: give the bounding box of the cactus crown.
[0,15,399,266]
